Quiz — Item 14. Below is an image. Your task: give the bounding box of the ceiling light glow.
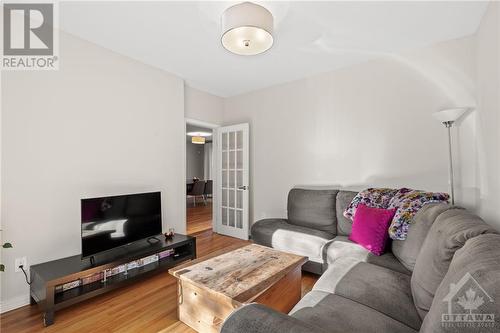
[187,131,212,137]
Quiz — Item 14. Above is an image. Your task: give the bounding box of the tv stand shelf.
[29,234,196,326]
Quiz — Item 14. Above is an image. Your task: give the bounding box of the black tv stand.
[147,236,161,244]
[29,234,195,326]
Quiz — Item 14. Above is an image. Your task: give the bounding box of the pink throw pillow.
[349,204,396,256]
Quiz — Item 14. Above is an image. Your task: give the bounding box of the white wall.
[1,32,186,310]
[223,37,479,225]
[186,142,205,179]
[185,85,224,125]
[476,1,500,229]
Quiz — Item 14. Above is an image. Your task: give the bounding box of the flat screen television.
[81,192,162,258]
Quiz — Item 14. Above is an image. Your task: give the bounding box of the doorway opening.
[185,120,217,235]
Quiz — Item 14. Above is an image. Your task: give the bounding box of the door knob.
[238,186,248,190]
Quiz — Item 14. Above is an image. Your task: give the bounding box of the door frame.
[184,118,220,234]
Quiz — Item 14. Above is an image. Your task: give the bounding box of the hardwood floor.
[0,230,318,333]
[186,199,212,235]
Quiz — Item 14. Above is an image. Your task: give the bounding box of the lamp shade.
[432,108,468,123]
[221,2,274,55]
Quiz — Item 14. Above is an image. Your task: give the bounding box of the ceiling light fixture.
[191,136,206,145]
[221,2,274,56]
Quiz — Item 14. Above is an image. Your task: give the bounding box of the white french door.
[215,123,249,240]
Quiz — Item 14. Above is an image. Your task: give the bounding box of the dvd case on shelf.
[56,249,172,293]
[159,249,175,259]
[61,279,81,291]
[81,272,103,285]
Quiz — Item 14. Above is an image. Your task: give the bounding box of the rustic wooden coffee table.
[169,243,307,333]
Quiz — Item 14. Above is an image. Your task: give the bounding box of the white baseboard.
[0,294,30,314]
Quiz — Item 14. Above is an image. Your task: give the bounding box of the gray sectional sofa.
[250,188,401,275]
[221,188,500,333]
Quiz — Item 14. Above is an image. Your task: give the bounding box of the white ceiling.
[60,1,489,97]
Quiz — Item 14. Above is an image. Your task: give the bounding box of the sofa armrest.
[220,303,328,333]
[250,218,289,247]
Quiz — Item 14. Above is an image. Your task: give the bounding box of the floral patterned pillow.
[387,188,449,240]
[343,188,399,220]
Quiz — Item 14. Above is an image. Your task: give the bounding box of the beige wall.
[223,37,480,226]
[1,32,186,310]
[475,1,500,228]
[184,85,224,125]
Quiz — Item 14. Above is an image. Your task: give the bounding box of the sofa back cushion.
[287,188,338,234]
[420,234,500,332]
[391,203,452,272]
[411,208,496,319]
[336,190,357,236]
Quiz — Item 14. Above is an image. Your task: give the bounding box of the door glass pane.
[236,131,243,149]
[236,150,243,169]
[229,170,235,188]
[222,170,228,187]
[222,189,227,206]
[222,151,228,170]
[229,209,235,227]
[229,151,236,170]
[229,189,235,208]
[229,132,236,150]
[222,207,227,225]
[237,190,242,209]
[237,171,243,187]
[236,210,243,229]
[222,132,228,150]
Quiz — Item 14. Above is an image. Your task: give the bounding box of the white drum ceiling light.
[221,2,274,56]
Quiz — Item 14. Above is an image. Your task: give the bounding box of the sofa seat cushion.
[312,259,421,330]
[325,236,411,275]
[411,208,496,319]
[289,291,417,333]
[251,219,334,263]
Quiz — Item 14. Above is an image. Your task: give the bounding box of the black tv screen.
[81,192,162,258]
